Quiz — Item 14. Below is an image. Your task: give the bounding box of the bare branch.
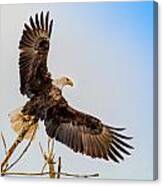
[39,142,44,156]
[57,156,61,179]
[41,162,47,173]
[61,172,99,178]
[48,138,50,154]
[1,122,36,174]
[1,132,7,154]
[47,139,55,178]
[39,139,56,178]
[5,125,37,171]
[50,139,54,156]
[39,142,47,160]
[2,171,50,176]
[2,171,99,178]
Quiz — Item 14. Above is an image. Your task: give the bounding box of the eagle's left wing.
[19,12,53,97]
[44,103,133,163]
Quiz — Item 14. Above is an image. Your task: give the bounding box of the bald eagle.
[10,12,133,163]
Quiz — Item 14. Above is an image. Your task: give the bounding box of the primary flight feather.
[10,11,133,163]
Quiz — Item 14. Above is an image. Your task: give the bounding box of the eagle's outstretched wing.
[19,12,53,97]
[44,102,133,162]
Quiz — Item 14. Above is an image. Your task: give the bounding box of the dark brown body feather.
[19,12,133,163]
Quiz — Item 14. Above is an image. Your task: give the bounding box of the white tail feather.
[8,107,38,140]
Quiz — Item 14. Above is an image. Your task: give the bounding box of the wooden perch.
[48,139,55,178]
[57,156,61,179]
[1,121,36,174]
[1,132,7,155]
[2,171,99,178]
[39,139,56,178]
[5,125,37,172]
[1,132,8,170]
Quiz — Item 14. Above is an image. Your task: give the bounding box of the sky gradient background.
[0,1,156,180]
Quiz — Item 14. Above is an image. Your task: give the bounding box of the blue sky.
[0,1,156,180]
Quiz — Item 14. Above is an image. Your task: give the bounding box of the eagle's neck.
[52,79,64,90]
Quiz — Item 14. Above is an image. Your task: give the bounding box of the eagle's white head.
[52,76,74,90]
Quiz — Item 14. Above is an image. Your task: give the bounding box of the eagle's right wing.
[19,12,53,97]
[44,103,134,163]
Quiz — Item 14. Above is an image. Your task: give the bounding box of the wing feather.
[29,16,36,30]
[112,140,131,155]
[113,136,133,149]
[19,12,53,97]
[110,145,124,160]
[40,11,44,30]
[44,104,133,162]
[35,13,40,29]
[48,20,53,38]
[45,12,49,31]
[108,149,119,163]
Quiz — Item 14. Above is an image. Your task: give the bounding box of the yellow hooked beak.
[67,78,74,87]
